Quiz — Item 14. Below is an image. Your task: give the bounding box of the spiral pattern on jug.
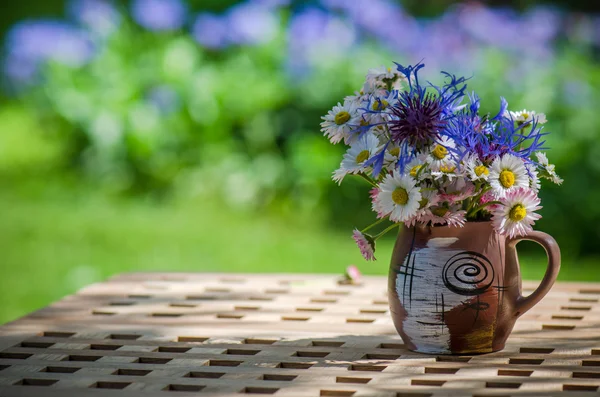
[442,251,495,296]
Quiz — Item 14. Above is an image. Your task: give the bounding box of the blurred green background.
[1,0,599,324]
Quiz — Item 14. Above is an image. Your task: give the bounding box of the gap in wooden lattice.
[346,318,375,324]
[436,356,471,362]
[165,384,206,392]
[91,381,131,389]
[560,306,591,311]
[295,351,329,358]
[397,393,434,397]
[151,313,183,318]
[570,297,598,303]
[0,365,9,371]
[65,355,100,362]
[424,367,459,374]
[208,359,243,367]
[244,338,277,345]
[265,289,289,294]
[323,290,350,296]
[296,307,324,312]
[349,364,386,372]
[372,299,388,305]
[128,294,152,299]
[137,357,172,364]
[243,386,279,394]
[115,368,152,376]
[363,353,400,360]
[217,313,244,319]
[178,336,209,343]
[19,341,54,348]
[92,310,116,316]
[226,349,260,356]
[573,371,600,378]
[42,366,80,374]
[509,358,544,365]
[278,362,313,369]
[542,324,576,330]
[110,301,136,306]
[312,341,344,347]
[486,382,521,389]
[411,379,446,386]
[91,344,121,351]
[563,384,599,391]
[235,306,260,311]
[359,309,387,314]
[108,333,141,340]
[186,371,225,379]
[262,374,297,381]
[552,314,584,320]
[169,303,197,308]
[582,360,600,366]
[14,378,58,386]
[205,287,231,293]
[519,347,554,354]
[0,352,32,359]
[336,376,371,384]
[42,331,75,338]
[282,316,310,321]
[579,289,600,294]
[158,346,191,353]
[310,298,337,304]
[320,390,356,397]
[498,369,533,377]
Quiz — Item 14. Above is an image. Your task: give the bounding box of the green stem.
[373,222,400,240]
[467,201,502,218]
[361,217,387,233]
[356,172,377,187]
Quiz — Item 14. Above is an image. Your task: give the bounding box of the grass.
[0,176,598,325]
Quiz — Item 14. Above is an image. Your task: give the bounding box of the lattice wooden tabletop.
[1,273,600,396]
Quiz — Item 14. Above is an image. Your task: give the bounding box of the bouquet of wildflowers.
[321,62,563,261]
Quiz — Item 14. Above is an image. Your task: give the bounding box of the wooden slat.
[1,273,600,396]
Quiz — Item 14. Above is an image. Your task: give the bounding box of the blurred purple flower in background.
[147,85,181,114]
[192,13,229,49]
[131,0,187,31]
[287,7,356,74]
[68,0,121,36]
[226,2,278,45]
[3,20,94,84]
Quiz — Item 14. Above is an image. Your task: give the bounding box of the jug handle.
[505,231,561,317]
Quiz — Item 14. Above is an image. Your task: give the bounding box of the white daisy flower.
[366,65,408,91]
[404,189,441,227]
[374,171,421,222]
[428,136,456,172]
[420,204,466,227]
[535,152,563,185]
[364,91,398,124]
[403,154,430,180]
[526,163,541,192]
[492,188,542,238]
[321,100,361,144]
[465,154,490,181]
[508,109,547,125]
[332,133,381,185]
[488,154,529,198]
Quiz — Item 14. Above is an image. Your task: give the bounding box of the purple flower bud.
[131,0,187,31]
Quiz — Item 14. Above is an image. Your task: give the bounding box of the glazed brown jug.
[388,221,560,354]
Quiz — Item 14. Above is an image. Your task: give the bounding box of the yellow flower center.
[392,188,409,205]
[431,207,448,217]
[439,164,456,173]
[335,111,351,125]
[475,165,489,177]
[372,99,389,111]
[499,170,516,188]
[410,165,422,178]
[390,147,400,157]
[356,150,370,164]
[509,204,527,222]
[432,145,448,160]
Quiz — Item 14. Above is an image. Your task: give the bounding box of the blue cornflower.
[365,62,468,175]
[446,96,548,163]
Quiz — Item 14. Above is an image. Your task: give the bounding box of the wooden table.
[1,273,599,396]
